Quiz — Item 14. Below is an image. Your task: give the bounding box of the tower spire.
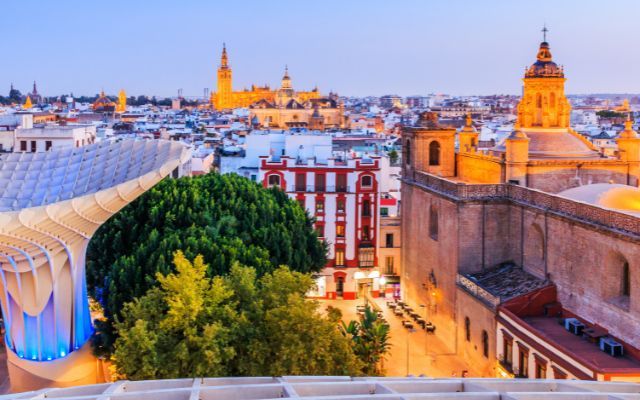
[220,43,228,68]
[542,24,548,42]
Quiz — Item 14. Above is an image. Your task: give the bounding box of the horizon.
[3,0,640,98]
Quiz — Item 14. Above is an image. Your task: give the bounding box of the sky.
[3,0,640,98]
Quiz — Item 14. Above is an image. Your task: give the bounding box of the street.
[319,297,472,377]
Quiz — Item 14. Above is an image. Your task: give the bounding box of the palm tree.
[341,306,391,375]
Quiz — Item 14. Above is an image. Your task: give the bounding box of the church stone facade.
[401,37,640,380]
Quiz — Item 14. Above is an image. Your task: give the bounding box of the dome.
[494,128,601,159]
[559,183,640,216]
[525,42,564,78]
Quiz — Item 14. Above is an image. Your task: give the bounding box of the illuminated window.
[336,224,345,237]
[315,200,324,213]
[358,245,374,268]
[335,249,345,267]
[337,199,345,213]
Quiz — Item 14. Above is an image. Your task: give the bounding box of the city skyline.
[4,0,640,98]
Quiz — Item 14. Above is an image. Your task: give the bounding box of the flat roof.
[522,316,640,372]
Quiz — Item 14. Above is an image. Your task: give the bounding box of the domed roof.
[559,183,640,216]
[493,128,601,159]
[525,41,564,78]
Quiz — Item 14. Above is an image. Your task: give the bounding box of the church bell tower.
[516,27,571,129]
[216,43,233,109]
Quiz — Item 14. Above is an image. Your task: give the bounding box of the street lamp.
[406,327,416,376]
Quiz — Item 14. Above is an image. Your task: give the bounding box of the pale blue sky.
[3,0,639,97]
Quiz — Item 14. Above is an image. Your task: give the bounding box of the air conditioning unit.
[564,318,585,336]
[600,337,624,357]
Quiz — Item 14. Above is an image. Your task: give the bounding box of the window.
[45,141,52,151]
[362,200,371,217]
[504,337,513,367]
[362,226,370,241]
[267,174,281,187]
[316,224,324,237]
[30,140,36,153]
[315,174,326,192]
[358,245,374,268]
[20,141,27,152]
[535,356,547,379]
[385,233,394,248]
[482,330,489,358]
[337,199,345,213]
[316,199,324,213]
[250,174,257,181]
[295,173,306,192]
[385,256,394,275]
[623,262,631,297]
[405,139,411,165]
[297,199,305,209]
[380,207,389,217]
[429,141,440,166]
[336,174,347,192]
[429,205,438,240]
[336,224,345,237]
[518,347,529,378]
[465,317,471,342]
[335,249,345,267]
[361,175,373,188]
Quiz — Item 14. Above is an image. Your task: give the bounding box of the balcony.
[289,185,350,193]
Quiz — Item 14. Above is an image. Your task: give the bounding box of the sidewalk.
[320,297,472,377]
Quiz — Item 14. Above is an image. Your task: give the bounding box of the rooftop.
[6,377,640,400]
[465,263,550,301]
[521,316,640,373]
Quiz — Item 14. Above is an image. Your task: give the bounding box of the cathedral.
[401,32,640,381]
[209,44,344,129]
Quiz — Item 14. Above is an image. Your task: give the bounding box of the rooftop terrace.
[6,377,640,400]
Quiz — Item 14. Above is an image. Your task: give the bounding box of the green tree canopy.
[113,252,361,379]
[88,173,326,354]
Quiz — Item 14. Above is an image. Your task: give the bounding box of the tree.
[113,252,361,379]
[88,173,327,355]
[340,306,391,375]
[388,149,399,165]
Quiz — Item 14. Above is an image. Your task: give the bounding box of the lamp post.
[406,327,416,376]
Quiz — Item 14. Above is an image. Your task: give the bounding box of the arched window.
[465,317,471,342]
[429,141,440,166]
[429,205,438,240]
[536,93,542,108]
[267,174,281,187]
[482,330,489,358]
[405,139,411,165]
[623,262,631,297]
[550,92,556,109]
